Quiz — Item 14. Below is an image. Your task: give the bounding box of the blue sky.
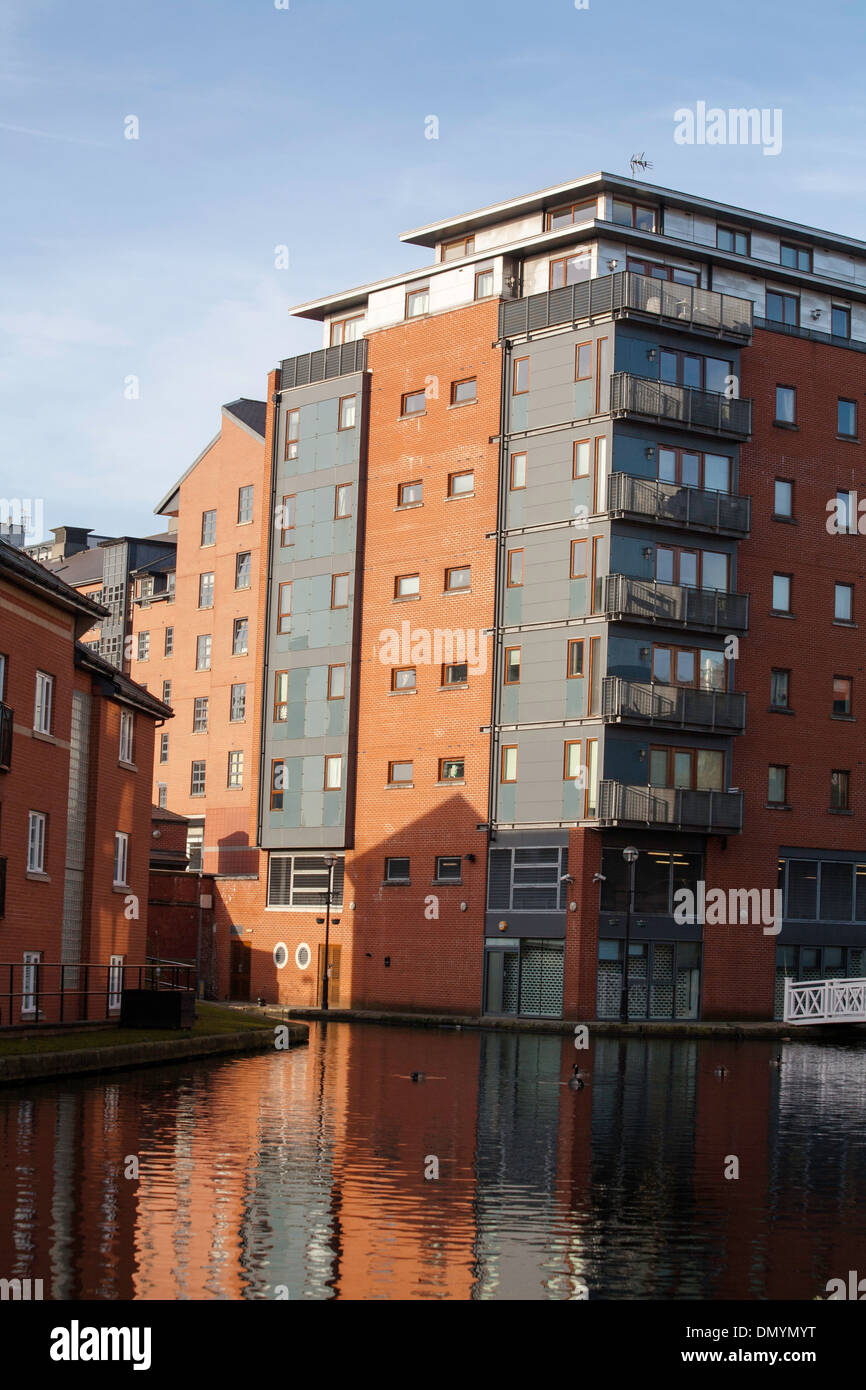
[2,0,865,540]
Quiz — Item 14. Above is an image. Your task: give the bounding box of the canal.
[0,1023,863,1299]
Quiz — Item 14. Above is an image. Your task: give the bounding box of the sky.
[2,0,865,541]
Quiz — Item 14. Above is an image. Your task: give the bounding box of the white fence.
[783,977,866,1025]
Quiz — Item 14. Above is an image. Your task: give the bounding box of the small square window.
[475,268,494,299]
[398,480,423,506]
[392,667,417,691]
[445,566,471,591]
[402,389,427,417]
[385,856,411,883]
[766,292,799,326]
[442,663,468,686]
[406,286,429,318]
[388,760,413,785]
[439,757,465,781]
[780,242,811,272]
[395,573,420,599]
[448,471,474,497]
[451,378,477,405]
[436,856,462,883]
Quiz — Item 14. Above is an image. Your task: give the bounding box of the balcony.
[0,703,12,772]
[598,780,743,833]
[280,338,367,391]
[602,678,747,733]
[609,373,752,441]
[604,574,749,634]
[498,272,753,343]
[607,472,750,537]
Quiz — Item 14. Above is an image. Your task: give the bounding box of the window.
[190,761,206,796]
[328,665,346,699]
[770,670,790,709]
[285,409,300,460]
[108,954,124,1011]
[0,652,5,700]
[655,546,728,591]
[448,471,474,497]
[119,709,134,763]
[201,510,216,546]
[392,667,416,691]
[659,349,732,393]
[450,378,477,405]
[388,760,413,786]
[774,479,793,518]
[440,235,475,261]
[436,856,462,883]
[406,285,429,318]
[487,844,570,911]
[507,549,523,586]
[27,811,46,872]
[198,572,214,608]
[831,305,851,339]
[394,572,422,602]
[232,618,248,655]
[267,853,345,908]
[157,784,167,809]
[564,740,583,780]
[504,647,520,684]
[831,770,850,810]
[280,494,296,545]
[159,731,169,762]
[649,747,725,791]
[227,751,244,789]
[501,745,518,782]
[230,683,246,721]
[445,566,471,591]
[278,581,293,632]
[835,583,854,622]
[439,757,464,782]
[570,539,587,578]
[573,439,590,478]
[193,696,209,733]
[549,252,592,289]
[772,574,791,613]
[164,627,174,656]
[21,951,41,1014]
[775,386,796,424]
[833,676,852,716]
[137,632,150,661]
[335,483,353,518]
[611,200,656,230]
[338,395,356,430]
[330,314,363,345]
[442,663,468,686]
[626,258,700,286]
[768,765,787,805]
[274,671,288,722]
[475,267,494,299]
[838,399,858,438]
[836,489,857,534]
[113,831,129,886]
[575,343,592,380]
[513,358,530,394]
[567,639,584,678]
[34,671,53,733]
[402,389,427,416]
[398,480,423,506]
[385,856,411,883]
[186,825,203,872]
[235,552,251,589]
[237,485,254,524]
[510,452,526,490]
[546,198,596,229]
[766,290,799,326]
[780,242,811,272]
[270,759,286,810]
[650,645,725,691]
[717,226,750,256]
[657,447,731,493]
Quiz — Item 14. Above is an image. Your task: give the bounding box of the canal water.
[0,1023,863,1300]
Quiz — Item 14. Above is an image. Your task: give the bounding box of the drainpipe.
[486,316,513,848]
[256,371,282,848]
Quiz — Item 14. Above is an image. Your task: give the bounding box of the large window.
[766,290,799,326]
[546,198,596,229]
[649,747,725,790]
[600,848,702,914]
[659,350,732,394]
[657,447,731,493]
[717,225,749,256]
[782,857,866,922]
[487,846,570,911]
[549,252,591,289]
[267,853,345,908]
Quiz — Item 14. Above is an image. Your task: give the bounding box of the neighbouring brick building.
[0,538,172,1023]
[134,172,866,1021]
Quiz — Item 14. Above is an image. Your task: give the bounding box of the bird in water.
[769,1057,782,1068]
[410,1071,425,1083]
[714,1065,729,1078]
[568,1064,586,1090]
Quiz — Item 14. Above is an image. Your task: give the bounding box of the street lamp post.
[621,846,639,1022]
[321,853,337,1011]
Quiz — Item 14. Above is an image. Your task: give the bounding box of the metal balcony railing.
[0,703,12,772]
[602,678,747,732]
[610,373,753,440]
[604,574,749,633]
[498,272,754,342]
[607,472,751,536]
[598,780,744,833]
[280,338,368,390]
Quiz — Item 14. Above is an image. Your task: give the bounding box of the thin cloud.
[0,120,114,149]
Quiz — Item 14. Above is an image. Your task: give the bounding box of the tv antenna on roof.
[630,152,653,178]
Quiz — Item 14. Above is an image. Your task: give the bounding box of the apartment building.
[0,538,170,1023]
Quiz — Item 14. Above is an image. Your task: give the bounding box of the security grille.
[518,941,564,1017]
[267,854,345,908]
[487,846,569,911]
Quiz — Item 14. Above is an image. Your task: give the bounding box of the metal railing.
[498,271,753,341]
[784,977,866,1025]
[280,338,367,390]
[602,677,747,732]
[0,702,12,772]
[610,373,753,439]
[0,960,195,1027]
[604,573,749,633]
[607,472,751,535]
[598,780,744,832]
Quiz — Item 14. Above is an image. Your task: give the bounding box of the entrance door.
[317,944,341,1007]
[229,938,251,1000]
